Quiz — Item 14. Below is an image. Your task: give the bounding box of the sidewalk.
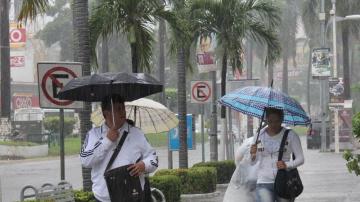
[1,137,360,202]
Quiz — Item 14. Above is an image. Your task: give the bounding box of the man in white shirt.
[80,95,158,202]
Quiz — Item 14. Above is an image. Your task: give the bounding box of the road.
[1,137,360,202]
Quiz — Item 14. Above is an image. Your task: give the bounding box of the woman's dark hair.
[101,94,125,111]
[265,107,284,120]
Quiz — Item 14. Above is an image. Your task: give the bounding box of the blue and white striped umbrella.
[219,86,311,126]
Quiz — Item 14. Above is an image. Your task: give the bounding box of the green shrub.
[74,190,96,202]
[150,175,181,202]
[192,160,236,184]
[44,116,75,136]
[154,167,217,194]
[352,112,360,139]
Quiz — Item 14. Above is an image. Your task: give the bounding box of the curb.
[181,191,221,200]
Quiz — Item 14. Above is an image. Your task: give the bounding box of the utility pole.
[0,0,11,118]
[320,0,328,152]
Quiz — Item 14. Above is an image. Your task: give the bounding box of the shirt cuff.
[285,161,294,169]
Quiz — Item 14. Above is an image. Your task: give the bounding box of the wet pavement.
[1,137,360,202]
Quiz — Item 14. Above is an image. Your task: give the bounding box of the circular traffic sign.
[191,81,212,102]
[10,29,22,42]
[41,66,77,106]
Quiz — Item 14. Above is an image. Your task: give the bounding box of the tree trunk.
[131,43,139,73]
[177,47,188,168]
[268,62,274,87]
[246,41,253,138]
[282,47,289,94]
[101,36,109,73]
[0,0,11,118]
[220,51,228,160]
[158,19,166,104]
[306,44,313,115]
[73,0,92,191]
[342,26,350,99]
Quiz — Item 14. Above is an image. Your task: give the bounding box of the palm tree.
[89,0,175,73]
[334,1,360,99]
[0,0,11,118]
[18,0,93,191]
[192,0,281,160]
[278,0,298,94]
[168,0,199,168]
[301,0,321,114]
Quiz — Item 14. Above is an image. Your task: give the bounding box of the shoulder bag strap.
[105,130,129,172]
[278,129,290,161]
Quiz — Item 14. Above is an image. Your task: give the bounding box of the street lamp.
[329,0,360,78]
[328,0,360,153]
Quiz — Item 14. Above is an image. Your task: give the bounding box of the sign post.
[37,62,83,180]
[190,81,212,162]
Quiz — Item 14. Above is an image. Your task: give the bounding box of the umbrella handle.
[252,110,266,161]
[111,98,115,127]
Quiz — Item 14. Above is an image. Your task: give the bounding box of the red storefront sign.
[12,93,39,109]
[10,56,25,67]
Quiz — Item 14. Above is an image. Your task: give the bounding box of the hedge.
[23,190,95,202]
[154,167,217,194]
[150,175,181,202]
[43,116,76,136]
[192,160,236,184]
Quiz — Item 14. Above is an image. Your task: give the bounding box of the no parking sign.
[191,81,212,104]
[37,62,83,109]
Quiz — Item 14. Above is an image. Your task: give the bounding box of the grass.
[291,126,309,136]
[0,140,39,146]
[48,137,81,156]
[46,131,209,156]
[146,132,209,148]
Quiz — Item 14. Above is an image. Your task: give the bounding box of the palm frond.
[18,0,50,23]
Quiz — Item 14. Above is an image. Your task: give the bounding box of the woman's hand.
[250,144,257,155]
[277,161,287,169]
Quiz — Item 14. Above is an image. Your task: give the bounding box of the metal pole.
[201,105,205,162]
[166,99,173,169]
[320,0,327,152]
[0,176,2,202]
[334,108,340,153]
[59,109,65,180]
[210,71,218,161]
[228,109,234,160]
[332,0,337,78]
[331,0,339,152]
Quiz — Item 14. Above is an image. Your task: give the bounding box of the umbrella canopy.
[219,86,311,126]
[58,72,163,102]
[91,98,179,134]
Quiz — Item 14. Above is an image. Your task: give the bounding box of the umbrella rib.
[145,108,158,134]
[156,109,175,129]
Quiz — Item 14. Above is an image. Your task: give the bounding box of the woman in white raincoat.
[223,136,259,202]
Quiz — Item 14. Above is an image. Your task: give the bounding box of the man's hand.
[107,128,119,142]
[277,161,287,169]
[128,161,145,177]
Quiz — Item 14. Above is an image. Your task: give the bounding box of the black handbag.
[104,131,145,202]
[274,129,303,199]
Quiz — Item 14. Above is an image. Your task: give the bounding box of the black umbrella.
[58,72,163,102]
